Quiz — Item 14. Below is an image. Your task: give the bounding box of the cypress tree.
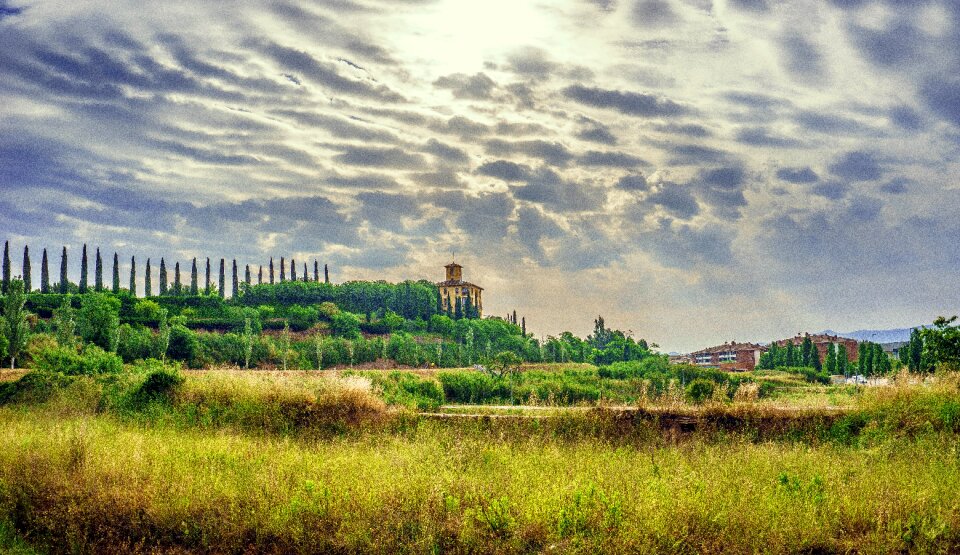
[94,248,103,291]
[269,257,275,284]
[205,258,211,295]
[59,247,68,294]
[291,258,297,281]
[245,264,251,286]
[324,264,329,284]
[145,259,152,296]
[801,336,813,367]
[909,328,924,373]
[825,343,836,374]
[190,258,198,295]
[280,257,286,282]
[112,252,120,293]
[314,261,319,282]
[521,316,526,336]
[258,266,263,285]
[129,256,136,297]
[303,263,308,282]
[463,293,472,319]
[159,258,168,295]
[435,290,443,316]
[454,295,462,320]
[174,262,181,295]
[858,342,869,375]
[837,344,848,376]
[231,259,238,298]
[811,345,822,370]
[22,245,31,292]
[218,259,225,299]
[40,248,49,293]
[79,244,88,293]
[1,240,9,293]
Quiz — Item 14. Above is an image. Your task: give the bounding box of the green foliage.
[77,293,120,352]
[362,371,444,410]
[116,324,156,363]
[132,363,184,404]
[285,304,319,332]
[32,343,123,375]
[922,316,960,370]
[167,325,199,366]
[331,311,361,339]
[53,296,77,347]
[1,279,31,368]
[685,378,715,404]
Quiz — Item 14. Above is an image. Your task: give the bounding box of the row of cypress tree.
[1,241,331,298]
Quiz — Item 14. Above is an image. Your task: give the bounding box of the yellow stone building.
[437,262,483,317]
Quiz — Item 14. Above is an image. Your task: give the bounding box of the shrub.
[77,293,121,351]
[133,364,185,404]
[285,304,319,332]
[317,301,339,319]
[32,344,123,375]
[117,324,156,363]
[685,378,715,404]
[365,371,444,410]
[330,312,361,339]
[166,325,199,366]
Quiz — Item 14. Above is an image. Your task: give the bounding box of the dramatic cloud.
[562,84,690,117]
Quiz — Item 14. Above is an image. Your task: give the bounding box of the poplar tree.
[801,336,813,367]
[218,259,225,299]
[303,262,308,282]
[231,259,238,298]
[205,258,212,295]
[269,257,275,284]
[59,247,68,294]
[280,257,286,282]
[909,328,924,373]
[825,343,837,374]
[258,266,263,285]
[145,259,152,296]
[159,258,168,295]
[112,252,120,293]
[245,264,251,286]
[324,264,329,284]
[314,261,319,282]
[129,256,136,297]
[40,248,49,293]
[188,258,197,295]
[1,240,9,293]
[291,258,297,281]
[22,245,31,292]
[174,262,181,294]
[79,244,89,293]
[837,344,848,375]
[1,279,30,369]
[94,248,103,291]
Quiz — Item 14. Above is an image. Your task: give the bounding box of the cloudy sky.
[1,0,959,352]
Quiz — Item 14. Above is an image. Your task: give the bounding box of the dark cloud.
[735,126,801,148]
[484,139,574,167]
[647,183,700,219]
[776,166,819,184]
[828,151,883,181]
[694,166,748,218]
[920,74,960,128]
[355,191,423,232]
[889,105,924,131]
[664,143,729,165]
[432,115,490,137]
[722,91,791,110]
[476,160,535,182]
[631,0,678,27]
[616,174,648,191]
[879,177,910,194]
[515,206,564,262]
[728,0,768,11]
[780,34,826,81]
[511,168,605,212]
[422,138,470,164]
[797,110,871,135]
[846,195,882,222]
[428,191,515,240]
[271,109,399,142]
[641,219,734,269]
[850,22,921,68]
[332,145,427,169]
[654,122,712,138]
[811,181,851,199]
[576,125,618,145]
[0,1,24,19]
[433,72,498,100]
[578,150,647,168]
[562,84,690,117]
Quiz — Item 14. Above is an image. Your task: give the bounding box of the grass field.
[1,364,959,553]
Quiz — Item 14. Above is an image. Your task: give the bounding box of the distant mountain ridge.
[818,326,928,344]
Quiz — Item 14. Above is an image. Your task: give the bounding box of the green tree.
[280,257,286,282]
[77,293,121,352]
[159,258,168,295]
[801,335,813,367]
[269,257,275,284]
[1,279,30,369]
[280,321,291,371]
[129,256,136,297]
[232,259,238,298]
[242,317,254,369]
[94,247,103,291]
[837,344,848,376]
[324,263,329,284]
[173,262,182,295]
[145,259,152,297]
[218,259,225,299]
[40,248,50,293]
[258,265,263,285]
[190,258,198,295]
[53,296,76,347]
[205,258,211,295]
[245,264,251,286]
[909,328,925,373]
[825,343,837,374]
[1,240,9,293]
[291,258,297,281]
[21,245,31,292]
[314,261,319,282]
[79,244,89,293]
[156,308,170,362]
[921,316,960,370]
[59,246,68,294]
[112,252,120,293]
[858,342,869,374]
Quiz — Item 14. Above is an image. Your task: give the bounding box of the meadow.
[1,364,960,553]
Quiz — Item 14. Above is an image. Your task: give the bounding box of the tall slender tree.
[245,264,251,286]
[280,257,286,282]
[837,344,848,376]
[1,240,9,293]
[231,259,238,298]
[190,258,198,295]
[521,316,526,336]
[858,342,869,375]
[129,256,136,297]
[112,252,120,293]
[79,244,89,293]
[801,335,813,367]
[59,247,68,294]
[324,264,329,284]
[303,262,308,283]
[258,266,263,285]
[205,258,211,295]
[159,258,168,295]
[269,257,275,284]
[173,262,181,295]
[909,328,924,373]
[1,279,30,369]
[94,248,103,291]
[40,248,49,293]
[314,261,319,282]
[291,258,297,281]
[21,245,31,292]
[218,258,225,299]
[145,259,152,296]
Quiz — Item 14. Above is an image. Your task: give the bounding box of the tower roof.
[445,262,462,268]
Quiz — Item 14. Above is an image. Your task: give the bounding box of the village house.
[776,333,859,364]
[437,262,483,317]
[690,341,767,371]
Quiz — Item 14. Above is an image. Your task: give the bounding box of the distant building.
[690,341,767,371]
[776,333,859,364]
[882,341,908,359]
[437,262,483,317]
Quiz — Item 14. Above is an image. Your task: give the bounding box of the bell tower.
[445,262,462,282]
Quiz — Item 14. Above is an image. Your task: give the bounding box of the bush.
[330,312,361,339]
[167,325,199,365]
[133,363,185,404]
[365,371,444,410]
[77,293,121,351]
[117,324,156,363]
[285,305,319,332]
[685,378,715,404]
[32,344,123,375]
